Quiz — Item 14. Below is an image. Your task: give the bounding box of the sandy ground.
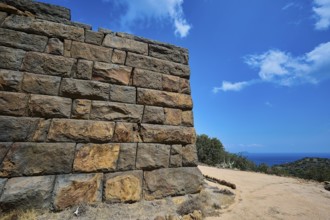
[199,166,330,220]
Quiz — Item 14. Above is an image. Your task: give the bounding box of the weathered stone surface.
[28,94,71,118]
[103,34,148,55]
[85,30,104,45]
[111,49,126,64]
[0,178,6,196]
[143,167,203,200]
[110,84,136,104]
[0,143,11,163]
[98,27,112,34]
[0,91,28,116]
[136,143,170,170]
[93,62,132,85]
[133,68,162,90]
[76,59,93,79]
[180,78,191,94]
[48,119,115,142]
[60,78,109,100]
[142,106,165,124]
[0,69,23,91]
[0,46,25,70]
[149,44,189,64]
[182,111,194,127]
[162,74,180,92]
[63,39,71,57]
[0,175,54,211]
[182,144,198,166]
[90,101,144,123]
[2,14,33,30]
[53,173,103,210]
[21,52,75,77]
[104,170,143,203]
[0,143,75,177]
[71,99,91,119]
[170,145,182,168]
[73,143,120,172]
[22,72,61,95]
[140,124,196,144]
[112,122,142,143]
[71,41,112,62]
[117,143,137,171]
[137,88,193,110]
[0,11,7,24]
[164,108,182,126]
[126,53,190,78]
[0,28,48,52]
[45,38,63,55]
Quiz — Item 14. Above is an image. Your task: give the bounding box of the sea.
[241,153,330,166]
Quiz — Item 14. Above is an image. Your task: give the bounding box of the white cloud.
[313,0,330,30]
[213,81,252,93]
[109,0,191,38]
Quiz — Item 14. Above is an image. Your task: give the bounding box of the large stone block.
[53,173,103,210]
[103,34,148,55]
[162,74,180,92]
[90,101,144,123]
[170,145,183,168]
[164,108,182,126]
[73,143,120,172]
[109,84,136,104]
[21,52,75,77]
[28,94,72,118]
[85,30,104,45]
[60,78,110,100]
[137,88,193,110]
[0,28,48,52]
[0,45,25,70]
[132,68,162,90]
[112,122,142,143]
[117,143,137,171]
[180,78,191,94]
[47,119,115,142]
[22,72,61,95]
[136,143,170,170]
[0,69,23,92]
[149,44,189,64]
[126,53,190,78]
[140,124,196,144]
[75,59,93,80]
[0,142,11,163]
[104,170,143,203]
[142,106,165,124]
[71,99,91,119]
[70,41,112,62]
[182,144,198,166]
[93,62,132,85]
[0,142,75,177]
[111,49,126,64]
[0,91,28,116]
[0,175,54,211]
[143,167,203,200]
[45,38,63,55]
[182,110,194,127]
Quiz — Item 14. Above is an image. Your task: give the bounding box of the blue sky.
[40,0,330,153]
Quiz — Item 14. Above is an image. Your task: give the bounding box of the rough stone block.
[132,68,162,90]
[28,94,72,118]
[112,122,142,143]
[164,108,182,126]
[0,142,75,177]
[182,144,198,166]
[136,143,170,170]
[93,62,132,85]
[85,30,104,45]
[103,34,148,55]
[0,91,28,116]
[45,38,63,55]
[60,78,110,100]
[104,170,143,203]
[71,99,91,119]
[142,106,165,124]
[162,74,180,92]
[90,101,144,123]
[149,44,189,64]
[111,49,126,64]
[0,175,54,211]
[73,143,120,172]
[0,45,25,70]
[47,119,115,142]
[22,72,61,96]
[0,142,11,163]
[137,88,193,110]
[21,52,75,77]
[140,124,196,144]
[76,59,93,79]
[117,143,137,171]
[126,53,190,78]
[0,28,48,52]
[143,167,203,200]
[180,78,191,94]
[110,84,136,104]
[63,39,72,57]
[170,145,182,168]
[182,111,194,126]
[0,69,23,92]
[71,41,112,62]
[53,173,103,210]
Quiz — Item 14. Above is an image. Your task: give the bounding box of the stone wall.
[0,0,203,211]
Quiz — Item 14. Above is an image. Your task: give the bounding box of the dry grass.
[0,209,40,220]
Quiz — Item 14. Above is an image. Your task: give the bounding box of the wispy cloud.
[282,2,302,11]
[313,0,330,30]
[213,80,256,93]
[106,0,191,38]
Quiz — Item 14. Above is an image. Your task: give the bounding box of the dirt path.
[199,166,330,220]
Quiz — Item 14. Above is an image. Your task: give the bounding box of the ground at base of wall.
[0,183,235,220]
